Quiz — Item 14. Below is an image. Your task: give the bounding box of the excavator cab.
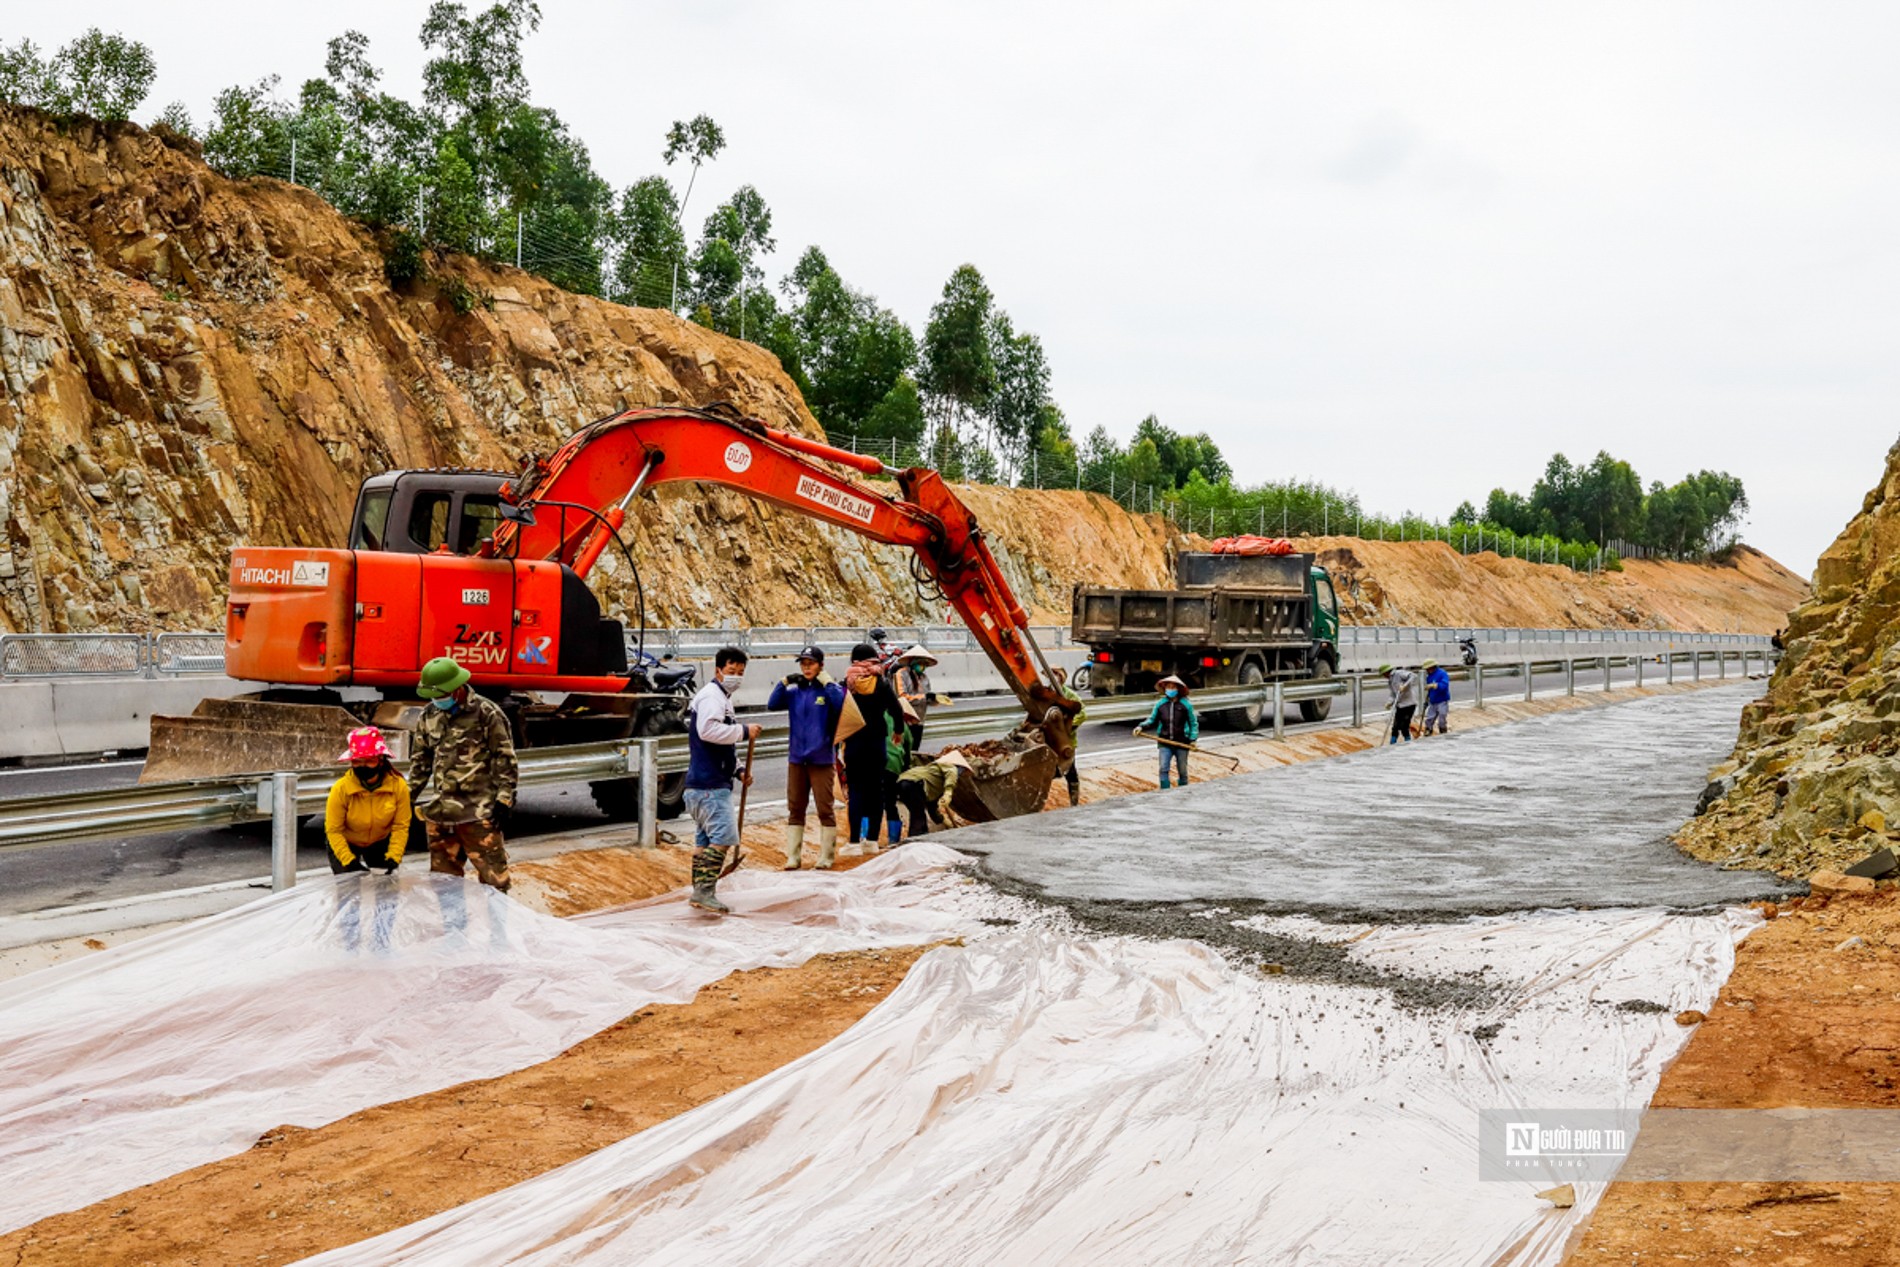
[348,471,508,556]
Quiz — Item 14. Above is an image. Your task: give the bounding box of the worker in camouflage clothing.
[411,656,518,891]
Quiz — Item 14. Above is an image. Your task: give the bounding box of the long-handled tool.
[1132,728,1243,769]
[719,730,758,878]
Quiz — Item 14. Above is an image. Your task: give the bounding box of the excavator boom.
[491,407,1068,723]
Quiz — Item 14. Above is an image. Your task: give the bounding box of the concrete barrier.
[0,677,251,762]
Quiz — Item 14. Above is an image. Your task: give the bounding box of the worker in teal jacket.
[1140,675,1199,789]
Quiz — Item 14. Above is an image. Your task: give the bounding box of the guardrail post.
[1667,651,1675,685]
[269,772,299,891]
[1474,663,1485,709]
[1693,650,1701,682]
[1271,679,1284,740]
[1602,655,1612,692]
[1523,659,1534,702]
[638,738,659,848]
[1635,653,1644,689]
[1718,649,1727,680]
[1350,675,1363,728]
[1565,658,1575,696]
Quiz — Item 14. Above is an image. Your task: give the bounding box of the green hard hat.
[417,656,472,699]
[1376,663,1392,675]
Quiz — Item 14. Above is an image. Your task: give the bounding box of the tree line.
[1451,453,1748,560]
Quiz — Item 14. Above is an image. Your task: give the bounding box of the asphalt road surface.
[0,659,1723,917]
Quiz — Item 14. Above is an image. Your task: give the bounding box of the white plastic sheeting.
[0,844,972,1233]
[299,906,1753,1267]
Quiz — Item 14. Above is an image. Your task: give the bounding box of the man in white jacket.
[684,646,762,913]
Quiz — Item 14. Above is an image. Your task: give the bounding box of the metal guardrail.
[0,625,1774,681]
[0,648,1777,892]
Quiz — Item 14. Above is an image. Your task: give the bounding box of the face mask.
[1164,688,1179,699]
[355,764,384,787]
[431,696,458,712]
[720,672,744,692]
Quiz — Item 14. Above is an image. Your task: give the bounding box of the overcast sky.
[17,1,1898,576]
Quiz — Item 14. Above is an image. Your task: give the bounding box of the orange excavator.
[144,406,1077,820]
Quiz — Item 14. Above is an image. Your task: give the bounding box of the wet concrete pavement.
[962,683,1794,923]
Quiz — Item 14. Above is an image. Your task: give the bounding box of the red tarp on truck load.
[1208,535,1296,556]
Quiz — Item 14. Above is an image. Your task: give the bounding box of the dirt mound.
[1303,536,1805,633]
[1678,439,1900,877]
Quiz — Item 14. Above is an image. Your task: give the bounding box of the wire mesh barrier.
[0,625,1771,682]
[0,634,147,678]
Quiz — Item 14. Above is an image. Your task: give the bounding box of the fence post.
[1474,663,1485,709]
[1603,655,1612,692]
[1351,674,1363,728]
[1667,650,1675,685]
[1636,653,1644,690]
[1565,658,1575,696]
[269,772,300,892]
[1271,679,1284,740]
[1523,659,1533,701]
[1693,650,1701,681]
[638,738,659,848]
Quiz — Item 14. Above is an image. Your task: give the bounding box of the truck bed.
[1072,586,1312,649]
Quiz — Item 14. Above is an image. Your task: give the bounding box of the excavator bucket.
[142,697,366,784]
[946,731,1062,822]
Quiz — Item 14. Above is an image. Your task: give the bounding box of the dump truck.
[1071,549,1341,729]
[146,405,1078,819]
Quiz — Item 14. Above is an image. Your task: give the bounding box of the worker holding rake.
[1140,675,1200,789]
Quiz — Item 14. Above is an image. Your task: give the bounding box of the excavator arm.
[488,406,1074,726]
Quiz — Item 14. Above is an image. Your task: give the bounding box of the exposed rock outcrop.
[1677,438,1900,876]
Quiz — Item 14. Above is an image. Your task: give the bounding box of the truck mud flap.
[142,697,364,784]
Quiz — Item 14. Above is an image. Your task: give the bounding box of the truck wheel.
[1299,657,1336,723]
[589,772,687,822]
[1220,661,1268,731]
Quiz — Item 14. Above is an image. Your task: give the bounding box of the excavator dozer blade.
[141,697,365,784]
[947,732,1061,822]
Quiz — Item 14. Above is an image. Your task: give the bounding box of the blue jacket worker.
[1142,675,1200,789]
[685,646,763,914]
[1422,658,1452,736]
[767,644,846,870]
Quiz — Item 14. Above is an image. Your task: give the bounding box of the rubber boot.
[782,824,805,871]
[816,825,838,870]
[857,816,875,856]
[887,817,904,848]
[689,845,730,914]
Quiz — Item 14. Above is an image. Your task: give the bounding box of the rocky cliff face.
[1677,439,1900,876]
[0,106,1188,632]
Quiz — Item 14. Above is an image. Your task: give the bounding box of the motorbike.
[1459,637,1480,667]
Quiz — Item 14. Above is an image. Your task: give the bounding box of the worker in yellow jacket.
[325,726,412,874]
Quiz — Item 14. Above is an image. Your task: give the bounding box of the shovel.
[719,730,758,879]
[1132,728,1243,769]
